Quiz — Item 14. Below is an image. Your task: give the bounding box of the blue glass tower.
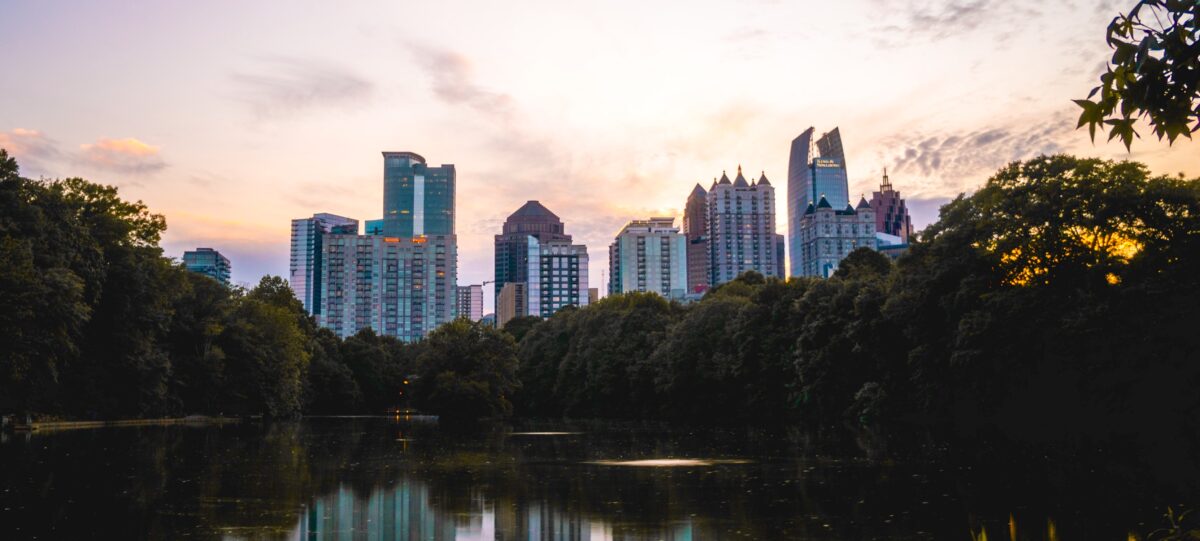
[787,127,850,277]
[382,151,455,237]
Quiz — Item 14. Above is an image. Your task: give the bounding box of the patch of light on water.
[508,432,582,436]
[586,458,752,467]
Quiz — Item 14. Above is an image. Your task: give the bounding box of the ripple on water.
[508,432,582,436]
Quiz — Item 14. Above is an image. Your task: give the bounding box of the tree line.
[0,149,514,421]
[509,154,1200,461]
[4,149,1200,463]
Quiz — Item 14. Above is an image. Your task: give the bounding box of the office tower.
[788,127,851,277]
[496,282,526,328]
[683,183,710,294]
[183,248,231,285]
[493,200,573,300]
[796,196,878,277]
[290,213,358,315]
[456,284,484,321]
[774,233,786,278]
[318,234,456,340]
[588,288,599,304]
[608,217,688,299]
[365,219,384,236]
[706,166,780,286]
[382,151,454,237]
[869,169,914,244]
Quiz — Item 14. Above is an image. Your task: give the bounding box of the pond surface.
[0,417,1180,540]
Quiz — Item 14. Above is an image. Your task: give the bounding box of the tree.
[833,248,893,280]
[414,319,520,421]
[1075,0,1199,149]
[502,315,542,343]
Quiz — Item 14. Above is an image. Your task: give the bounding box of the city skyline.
[2,0,1198,312]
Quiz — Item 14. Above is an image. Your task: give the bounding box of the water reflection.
[0,417,1188,540]
[294,480,698,541]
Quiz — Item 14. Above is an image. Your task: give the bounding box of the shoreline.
[7,416,240,433]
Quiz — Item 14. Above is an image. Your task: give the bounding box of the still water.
[0,417,1178,540]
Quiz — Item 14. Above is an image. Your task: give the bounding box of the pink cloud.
[79,137,167,174]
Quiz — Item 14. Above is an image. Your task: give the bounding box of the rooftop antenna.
[881,167,893,192]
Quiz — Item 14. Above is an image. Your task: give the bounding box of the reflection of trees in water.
[0,418,1191,540]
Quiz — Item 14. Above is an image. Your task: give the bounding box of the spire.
[690,183,707,198]
[881,167,893,192]
[816,194,832,209]
[756,170,770,186]
[718,170,731,185]
[733,165,749,187]
[805,200,816,215]
[710,177,718,190]
[857,194,871,209]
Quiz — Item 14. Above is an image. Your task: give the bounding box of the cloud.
[869,0,1038,44]
[0,128,62,176]
[79,137,167,174]
[406,44,514,117]
[882,113,1076,197]
[230,57,374,119]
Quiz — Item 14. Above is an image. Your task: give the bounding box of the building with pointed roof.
[683,183,710,293]
[869,169,914,244]
[705,165,781,286]
[795,192,878,278]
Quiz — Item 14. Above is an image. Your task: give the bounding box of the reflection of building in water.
[291,479,699,541]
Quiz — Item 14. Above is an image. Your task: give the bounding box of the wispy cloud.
[230,57,374,119]
[79,137,167,175]
[406,44,514,117]
[0,128,62,176]
[868,0,1037,44]
[881,113,1075,197]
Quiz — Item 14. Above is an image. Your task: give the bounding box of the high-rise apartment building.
[318,234,456,340]
[788,127,852,277]
[183,248,231,285]
[290,213,358,315]
[456,284,484,321]
[796,196,878,278]
[382,152,454,237]
[525,237,589,319]
[493,201,573,301]
[869,169,914,244]
[683,184,710,294]
[608,217,688,299]
[706,166,780,286]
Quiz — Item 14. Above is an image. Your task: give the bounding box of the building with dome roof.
[494,201,589,326]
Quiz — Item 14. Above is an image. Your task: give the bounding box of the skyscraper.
[496,282,526,328]
[290,213,358,315]
[608,217,688,299]
[774,233,786,278]
[318,234,456,340]
[525,237,589,318]
[706,166,780,286]
[493,201,572,301]
[456,284,484,321]
[869,169,914,244]
[382,151,454,237]
[788,126,852,277]
[183,247,231,285]
[682,184,709,294]
[300,151,457,341]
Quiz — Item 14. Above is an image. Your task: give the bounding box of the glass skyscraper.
[183,247,231,285]
[290,213,358,315]
[788,126,852,277]
[382,151,454,237]
[493,201,572,301]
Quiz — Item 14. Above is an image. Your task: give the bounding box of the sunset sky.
[2,0,1197,311]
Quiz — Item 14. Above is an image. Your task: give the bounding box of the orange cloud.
[79,137,166,174]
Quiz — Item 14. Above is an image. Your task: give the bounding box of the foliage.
[413,319,520,421]
[501,315,542,343]
[1075,0,1199,149]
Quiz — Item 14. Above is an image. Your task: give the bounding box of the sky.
[2,0,1197,312]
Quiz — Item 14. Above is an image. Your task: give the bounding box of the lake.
[0,416,1181,539]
